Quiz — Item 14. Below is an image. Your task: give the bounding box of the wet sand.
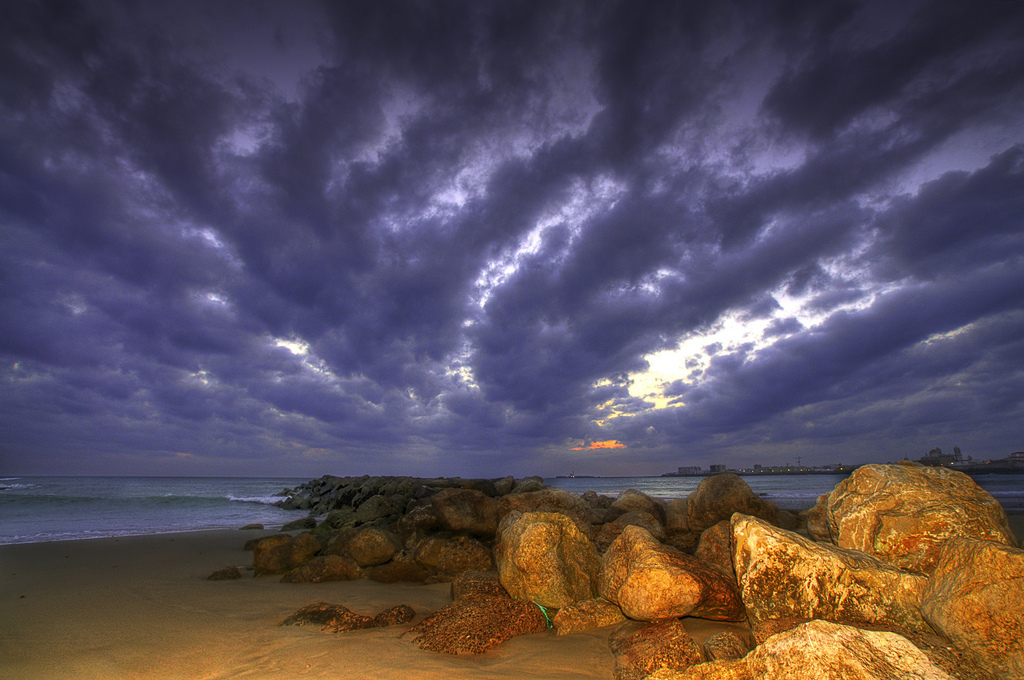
[2,515,1020,679]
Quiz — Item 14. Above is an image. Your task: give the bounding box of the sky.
[2,0,1023,478]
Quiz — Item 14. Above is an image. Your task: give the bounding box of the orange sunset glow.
[572,440,626,451]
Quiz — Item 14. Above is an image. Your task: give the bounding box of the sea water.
[2,473,1021,545]
[546,473,1024,513]
[0,476,308,545]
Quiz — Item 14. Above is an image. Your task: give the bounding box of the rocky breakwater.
[229,466,1022,679]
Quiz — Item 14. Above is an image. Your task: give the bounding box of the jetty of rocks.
[225,465,1022,679]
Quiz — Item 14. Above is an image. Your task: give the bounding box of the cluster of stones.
[234,465,1023,679]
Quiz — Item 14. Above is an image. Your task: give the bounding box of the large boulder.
[827,464,1017,574]
[280,554,361,583]
[921,537,1024,679]
[346,526,402,567]
[412,534,494,579]
[495,511,600,609]
[353,494,401,524]
[609,489,667,524]
[693,520,734,577]
[553,597,627,636]
[665,498,689,535]
[731,514,931,634]
[430,488,500,537]
[497,488,596,539]
[599,525,745,622]
[610,620,704,680]
[595,510,667,550]
[252,532,321,575]
[746,620,951,680]
[687,474,776,532]
[367,551,433,583]
[803,493,831,542]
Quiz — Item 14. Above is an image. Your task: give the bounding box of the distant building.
[677,465,702,475]
[709,464,727,473]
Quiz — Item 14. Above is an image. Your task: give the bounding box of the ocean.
[2,473,1022,545]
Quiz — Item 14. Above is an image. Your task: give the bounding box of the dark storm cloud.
[1,0,1023,476]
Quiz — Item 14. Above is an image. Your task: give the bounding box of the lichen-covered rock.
[430,488,500,537]
[693,520,734,577]
[731,514,931,634]
[207,565,242,580]
[372,604,415,627]
[407,593,546,654]
[435,535,494,578]
[702,631,751,662]
[553,597,626,635]
[281,554,361,583]
[253,532,321,575]
[495,511,600,609]
[609,619,704,680]
[646,660,751,679]
[746,620,951,679]
[827,464,1017,574]
[921,537,1024,679]
[450,570,507,601]
[599,525,745,622]
[687,474,776,532]
[280,601,375,632]
[346,526,402,567]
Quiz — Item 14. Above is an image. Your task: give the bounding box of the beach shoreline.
[3,512,1021,679]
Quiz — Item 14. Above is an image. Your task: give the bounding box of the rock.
[436,535,495,578]
[804,493,831,542]
[664,531,701,554]
[511,476,546,494]
[280,601,375,632]
[495,511,600,609]
[731,514,931,634]
[745,620,951,679]
[346,526,403,567]
[497,488,595,539]
[687,474,776,533]
[646,660,751,679]
[430,488,500,537]
[395,504,439,541]
[553,597,627,635]
[493,476,515,495]
[665,498,689,535]
[321,507,356,530]
[702,631,751,662]
[372,604,416,627]
[207,565,242,580]
[450,570,507,601]
[609,619,704,680]
[280,555,361,583]
[407,594,547,654]
[596,510,667,550]
[367,551,433,583]
[253,532,321,575]
[239,523,264,531]
[282,516,317,531]
[599,525,745,622]
[693,520,734,577]
[827,464,1017,574]
[609,489,667,524]
[921,537,1024,679]
[353,494,401,524]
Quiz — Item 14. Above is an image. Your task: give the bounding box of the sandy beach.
[3,515,1021,680]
